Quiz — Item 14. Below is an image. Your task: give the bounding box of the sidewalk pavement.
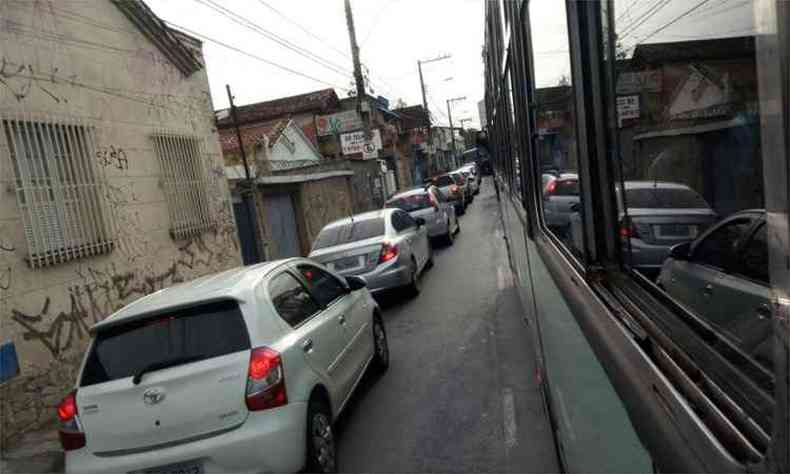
[0,428,64,473]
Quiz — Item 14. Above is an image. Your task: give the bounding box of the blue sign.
[0,342,20,383]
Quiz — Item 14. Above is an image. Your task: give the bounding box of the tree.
[394,98,408,109]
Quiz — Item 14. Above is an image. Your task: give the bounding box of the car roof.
[621,180,693,190]
[389,188,429,199]
[92,259,299,332]
[322,209,392,229]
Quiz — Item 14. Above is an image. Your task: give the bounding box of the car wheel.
[306,399,337,473]
[405,260,420,298]
[371,314,389,373]
[455,219,461,235]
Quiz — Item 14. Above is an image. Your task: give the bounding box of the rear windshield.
[625,187,709,209]
[81,300,249,387]
[312,218,385,250]
[434,175,455,187]
[555,179,578,196]
[387,194,432,212]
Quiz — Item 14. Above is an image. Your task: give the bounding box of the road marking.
[503,388,518,449]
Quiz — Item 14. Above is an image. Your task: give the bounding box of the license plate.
[332,256,362,271]
[655,224,697,238]
[135,460,204,474]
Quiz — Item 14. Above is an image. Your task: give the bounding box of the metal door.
[267,193,301,258]
[233,200,260,265]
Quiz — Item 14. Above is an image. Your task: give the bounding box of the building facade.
[0,0,240,446]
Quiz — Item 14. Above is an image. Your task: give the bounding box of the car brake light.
[619,219,639,238]
[450,185,459,195]
[545,180,557,194]
[246,347,287,411]
[57,391,86,451]
[379,242,399,263]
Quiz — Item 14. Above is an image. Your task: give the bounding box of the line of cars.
[59,163,482,473]
[542,171,773,368]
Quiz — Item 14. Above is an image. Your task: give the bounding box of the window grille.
[1,115,114,268]
[152,133,213,240]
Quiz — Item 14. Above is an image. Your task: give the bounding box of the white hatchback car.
[58,258,389,474]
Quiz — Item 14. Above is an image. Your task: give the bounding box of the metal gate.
[266,193,301,258]
[233,199,260,265]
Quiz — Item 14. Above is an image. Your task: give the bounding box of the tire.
[426,246,434,269]
[405,259,420,298]
[371,315,389,373]
[305,398,337,473]
[443,219,455,246]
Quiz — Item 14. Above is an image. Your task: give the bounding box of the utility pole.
[344,0,371,140]
[226,84,263,264]
[417,54,450,174]
[446,96,466,168]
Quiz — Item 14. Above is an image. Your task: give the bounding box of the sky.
[145,0,755,130]
[146,0,485,129]
[528,0,755,88]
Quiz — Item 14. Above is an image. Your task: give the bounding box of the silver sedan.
[308,208,433,296]
[385,186,459,246]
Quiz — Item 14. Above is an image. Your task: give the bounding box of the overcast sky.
[147,0,485,129]
[146,0,755,129]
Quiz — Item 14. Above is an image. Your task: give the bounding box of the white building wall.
[0,1,241,443]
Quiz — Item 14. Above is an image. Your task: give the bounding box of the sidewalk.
[0,428,64,473]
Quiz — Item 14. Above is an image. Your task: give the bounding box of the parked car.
[569,181,717,275]
[449,171,473,204]
[456,166,480,195]
[385,186,460,246]
[543,172,580,236]
[59,259,388,474]
[657,209,772,367]
[431,174,467,215]
[309,208,432,296]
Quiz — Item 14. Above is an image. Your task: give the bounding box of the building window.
[2,117,113,268]
[152,133,213,240]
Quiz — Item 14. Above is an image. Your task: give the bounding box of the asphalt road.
[335,178,560,473]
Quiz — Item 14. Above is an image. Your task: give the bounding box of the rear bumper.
[359,262,411,293]
[66,402,308,474]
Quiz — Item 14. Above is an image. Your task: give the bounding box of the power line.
[193,0,354,80]
[360,0,397,46]
[615,0,643,24]
[256,0,351,61]
[165,21,349,91]
[630,0,714,46]
[618,0,671,40]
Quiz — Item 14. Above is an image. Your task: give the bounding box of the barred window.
[152,133,213,240]
[2,117,113,268]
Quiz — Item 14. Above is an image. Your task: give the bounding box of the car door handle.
[338,314,346,325]
[756,304,772,319]
[703,284,714,296]
[302,339,314,353]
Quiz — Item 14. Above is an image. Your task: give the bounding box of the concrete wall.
[297,176,354,250]
[0,1,240,446]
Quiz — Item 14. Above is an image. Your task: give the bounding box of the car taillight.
[379,242,399,263]
[57,391,86,451]
[545,180,557,194]
[619,219,639,238]
[450,185,459,195]
[246,347,287,411]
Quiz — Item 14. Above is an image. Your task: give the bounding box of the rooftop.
[216,89,340,127]
[631,36,755,65]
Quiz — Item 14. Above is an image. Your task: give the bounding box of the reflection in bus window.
[528,0,584,261]
[609,0,772,433]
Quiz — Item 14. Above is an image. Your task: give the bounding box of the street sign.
[340,129,382,158]
[316,110,363,136]
[616,95,640,128]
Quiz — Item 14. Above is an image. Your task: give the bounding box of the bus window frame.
[492,0,790,472]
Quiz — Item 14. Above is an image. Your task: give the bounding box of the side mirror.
[415,217,426,227]
[669,242,691,261]
[346,276,367,291]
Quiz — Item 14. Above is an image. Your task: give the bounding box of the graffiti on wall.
[95,145,129,170]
